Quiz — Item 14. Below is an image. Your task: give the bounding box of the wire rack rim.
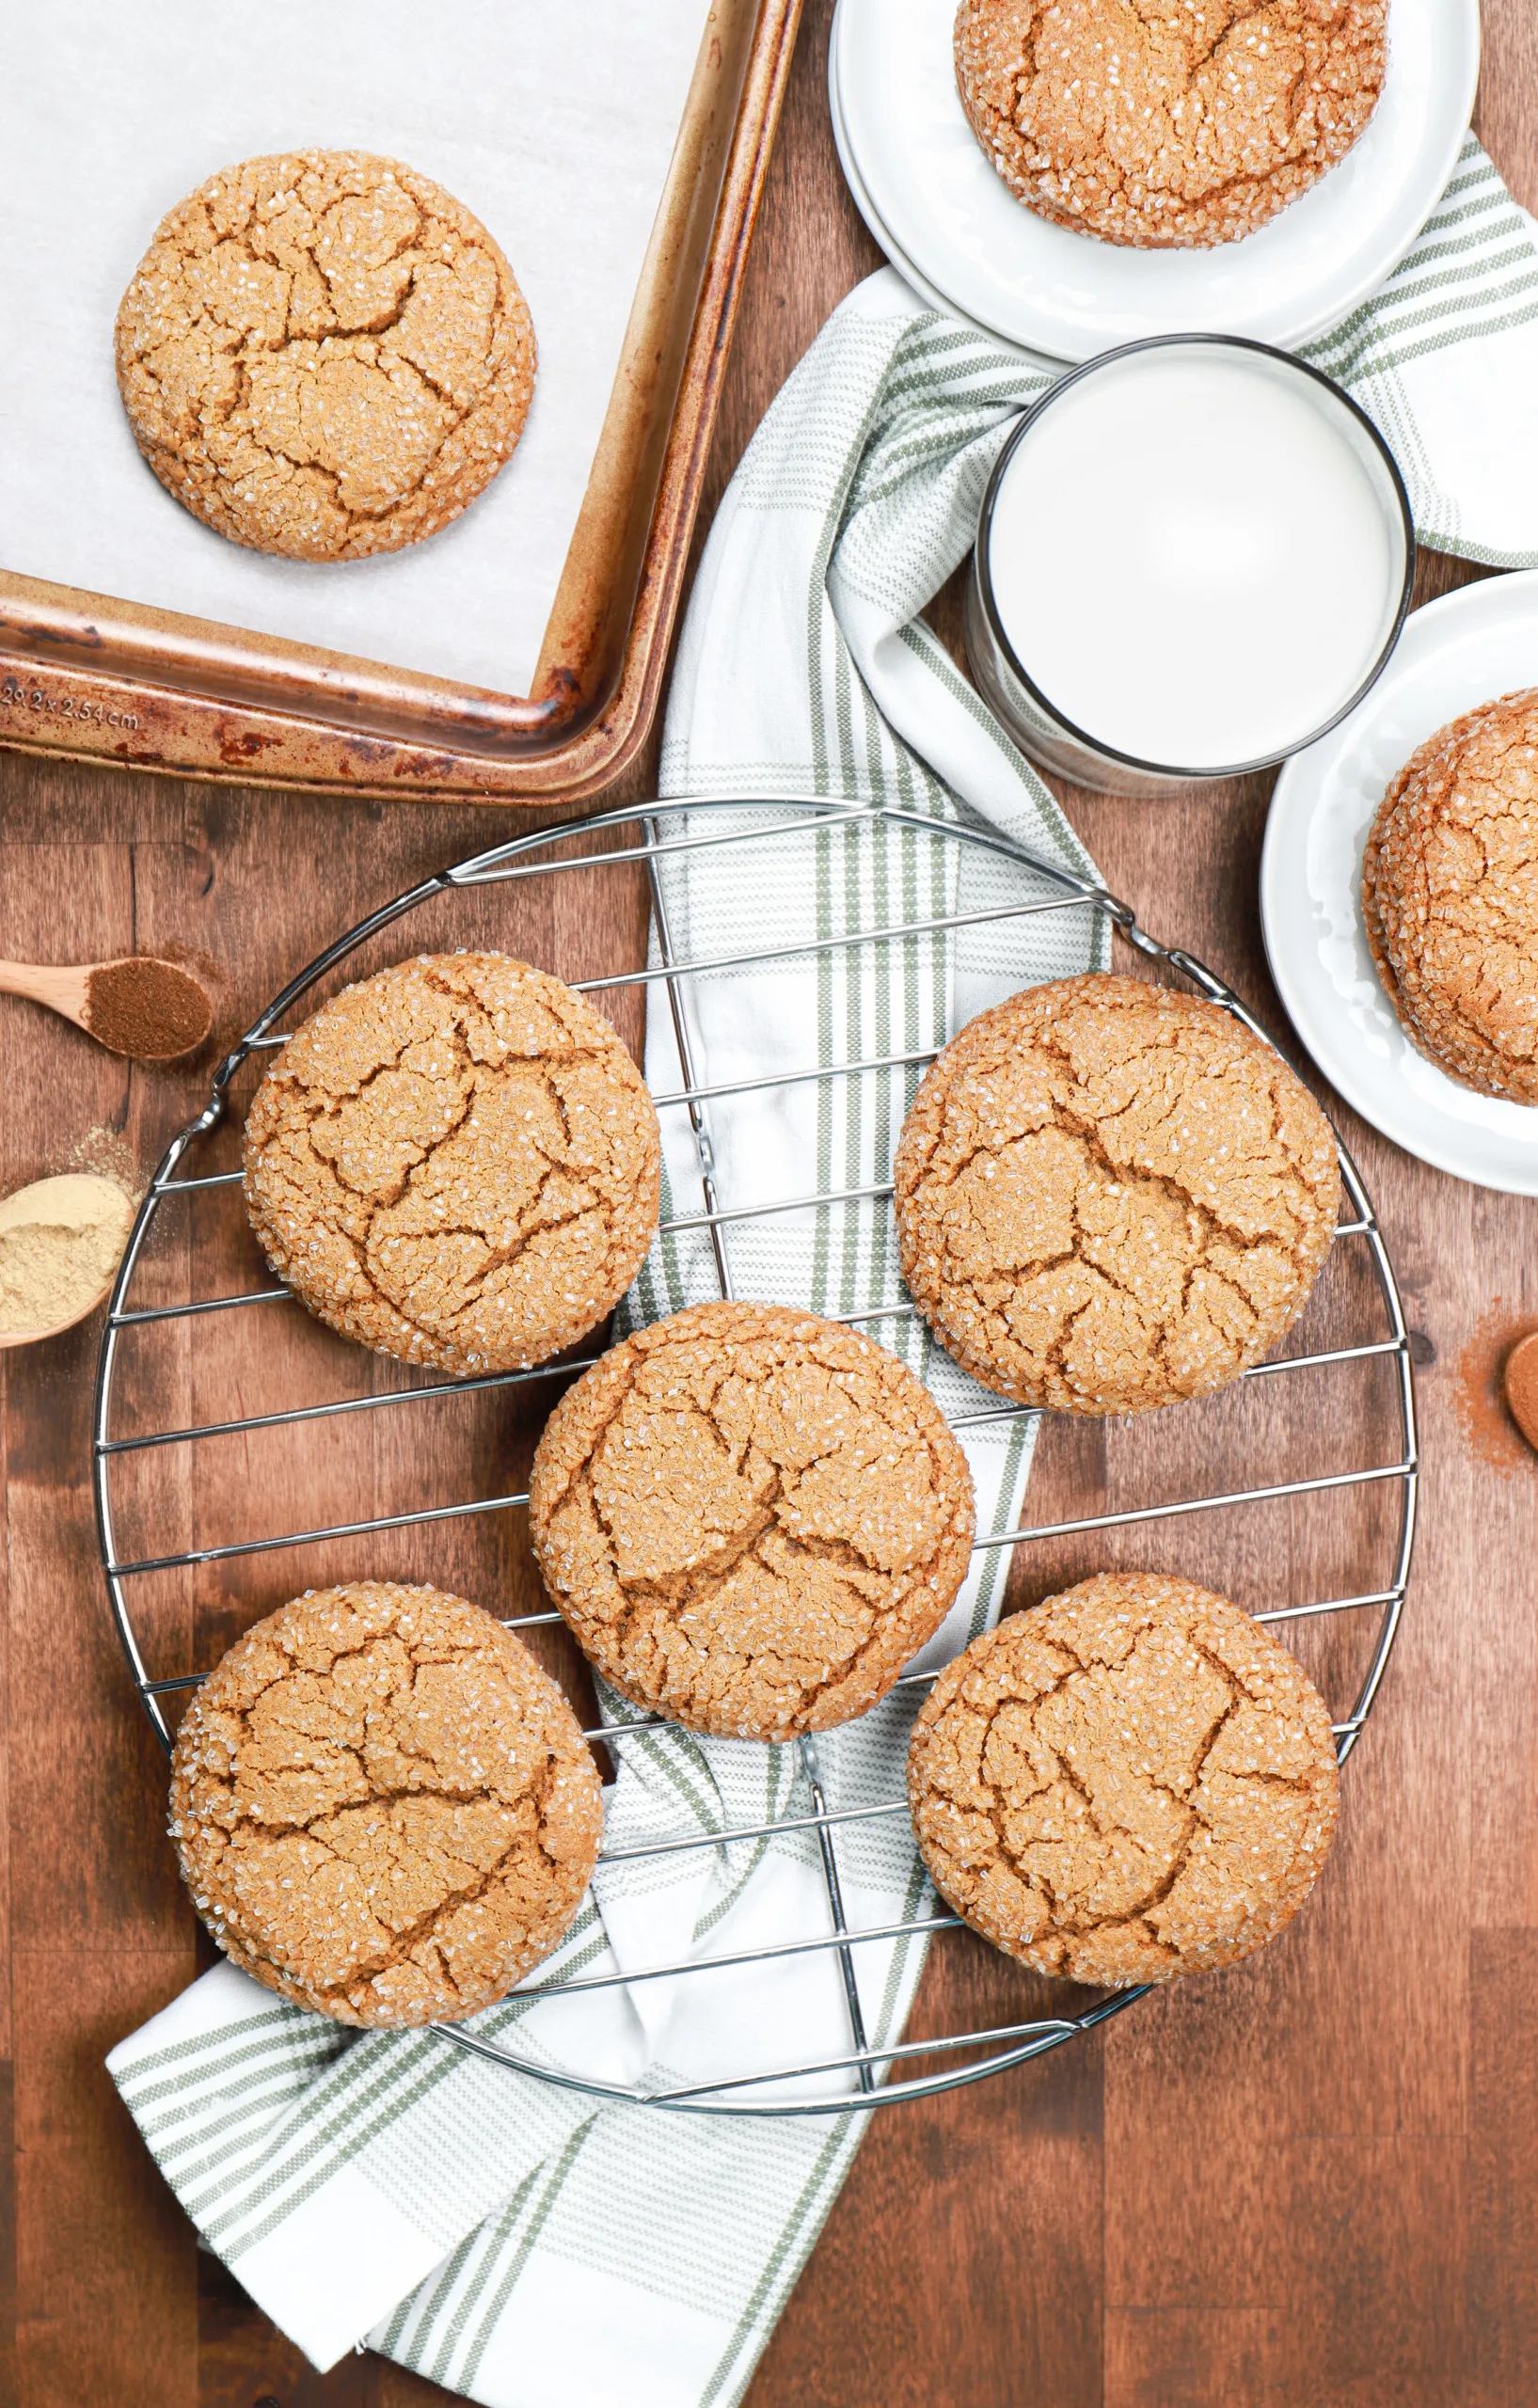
[433,1985,1146,2119]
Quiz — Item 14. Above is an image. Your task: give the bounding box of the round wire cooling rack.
[94,796,1418,2117]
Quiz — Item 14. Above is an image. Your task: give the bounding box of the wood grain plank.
[1105,2309,1296,2408]
[13,1947,198,2408]
[1474,0,1538,215]
[754,2029,1104,2408]
[1108,2135,1466,2408]
[197,2252,368,2408]
[1466,1929,1538,2408]
[0,1139,12,2408]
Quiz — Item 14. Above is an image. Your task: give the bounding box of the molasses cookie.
[529,1302,976,1740]
[1362,689,1538,1103]
[116,150,535,560]
[244,953,659,1374]
[894,974,1340,1415]
[954,0,1387,250]
[168,1581,603,2027]
[908,1572,1340,1985]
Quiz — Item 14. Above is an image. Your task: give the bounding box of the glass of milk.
[965,336,1416,798]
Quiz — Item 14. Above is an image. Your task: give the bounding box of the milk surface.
[986,348,1402,770]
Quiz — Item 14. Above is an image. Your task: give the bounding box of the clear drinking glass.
[965,334,1417,800]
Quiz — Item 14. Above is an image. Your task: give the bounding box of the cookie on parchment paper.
[907,1571,1340,1986]
[116,150,535,560]
[953,0,1387,250]
[168,1581,603,2028]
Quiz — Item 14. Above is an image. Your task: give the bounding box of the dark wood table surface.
[4,6,1536,2402]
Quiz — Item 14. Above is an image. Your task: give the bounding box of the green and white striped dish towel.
[107,133,1537,2408]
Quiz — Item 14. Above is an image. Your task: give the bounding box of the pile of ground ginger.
[0,1170,135,1338]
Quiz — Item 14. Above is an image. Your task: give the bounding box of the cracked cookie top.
[908,1571,1340,1985]
[115,150,535,560]
[168,1581,603,2027]
[954,0,1387,250]
[243,952,660,1375]
[1362,689,1538,1105]
[894,974,1339,1416]
[529,1302,977,1740]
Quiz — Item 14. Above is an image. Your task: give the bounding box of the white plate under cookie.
[830,0,1480,363]
[829,54,997,339]
[1261,570,1538,1196]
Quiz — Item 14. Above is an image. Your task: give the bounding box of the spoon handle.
[0,959,91,1025]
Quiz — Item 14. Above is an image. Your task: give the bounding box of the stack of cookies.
[1362,689,1538,1102]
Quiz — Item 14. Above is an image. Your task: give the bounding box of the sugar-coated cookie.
[244,952,659,1374]
[168,1582,603,2027]
[954,0,1387,250]
[530,1302,976,1740]
[116,150,535,559]
[908,1572,1340,1985]
[1362,689,1538,1103]
[894,974,1340,1415]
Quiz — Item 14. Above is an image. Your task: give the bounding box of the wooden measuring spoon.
[0,1174,135,1350]
[0,952,214,1059]
[0,1273,117,1350]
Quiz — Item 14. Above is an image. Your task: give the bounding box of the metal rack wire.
[93,797,1418,2115]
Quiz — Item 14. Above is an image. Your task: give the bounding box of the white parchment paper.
[0,0,709,697]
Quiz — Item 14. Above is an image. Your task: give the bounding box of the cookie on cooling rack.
[116,150,535,561]
[529,1301,976,1741]
[908,1572,1340,1986]
[1362,689,1538,1103]
[168,1582,604,2028]
[893,973,1340,1415]
[243,952,660,1375]
[953,0,1387,250]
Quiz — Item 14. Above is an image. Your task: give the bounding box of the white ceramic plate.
[1261,572,1538,1196]
[831,0,1479,363]
[829,53,1007,342]
[831,52,1074,372]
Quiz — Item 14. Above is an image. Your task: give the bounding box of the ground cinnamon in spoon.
[83,957,212,1059]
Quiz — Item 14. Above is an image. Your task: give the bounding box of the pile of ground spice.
[68,1124,143,1193]
[1453,1302,1538,1474]
[0,1174,135,1337]
[83,958,212,1059]
[1504,1333,1538,1451]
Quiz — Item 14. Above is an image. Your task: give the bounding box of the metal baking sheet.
[0,0,709,700]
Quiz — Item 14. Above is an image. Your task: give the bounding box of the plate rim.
[831,0,1482,364]
[827,34,1034,351]
[1261,568,1538,1196]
